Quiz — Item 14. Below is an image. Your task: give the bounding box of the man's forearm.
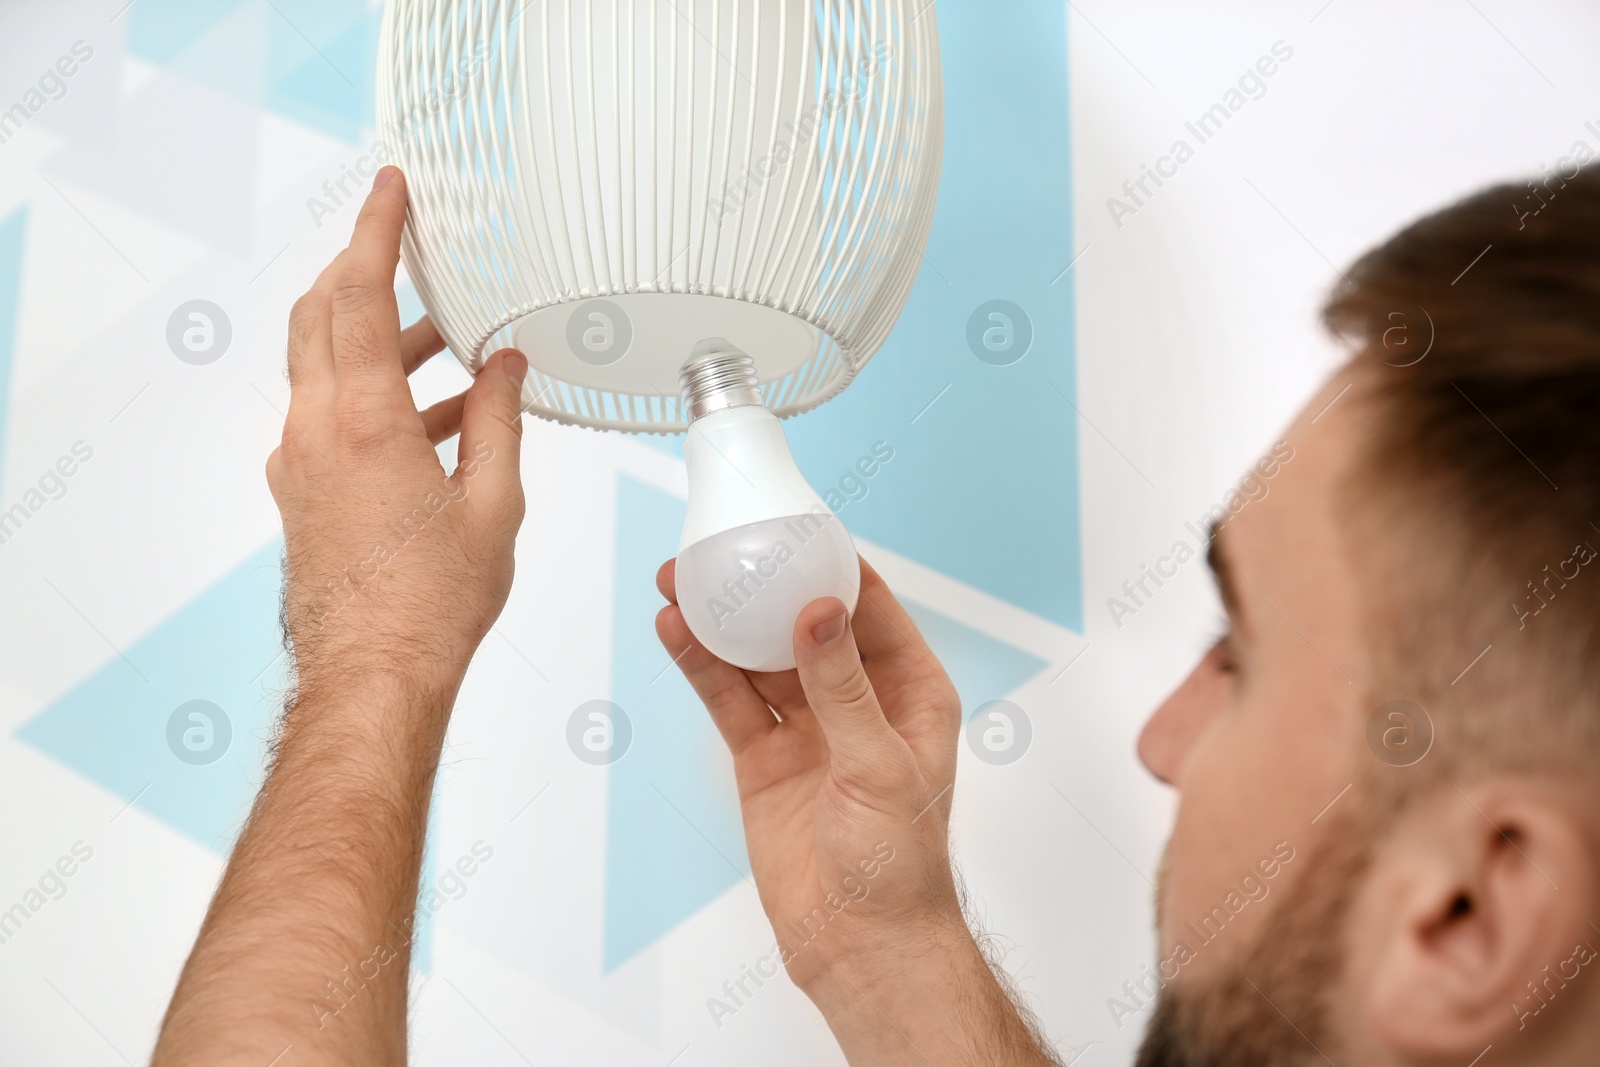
[804,917,1062,1066]
[154,674,455,1065]
[155,167,527,1064]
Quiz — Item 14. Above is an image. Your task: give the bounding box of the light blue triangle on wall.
[266,7,381,143]
[16,540,286,852]
[127,0,253,66]
[902,603,1051,724]
[259,0,367,83]
[128,0,376,143]
[161,2,275,108]
[14,531,442,973]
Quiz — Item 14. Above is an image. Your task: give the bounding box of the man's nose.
[1137,655,1227,786]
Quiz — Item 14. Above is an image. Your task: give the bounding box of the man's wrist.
[287,657,461,730]
[275,667,460,800]
[800,912,1058,1065]
[801,907,981,1003]
[793,908,966,991]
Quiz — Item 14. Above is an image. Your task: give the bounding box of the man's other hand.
[267,166,529,703]
[657,560,1060,1063]
[655,557,968,988]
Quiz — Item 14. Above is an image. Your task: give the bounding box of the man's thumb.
[794,597,908,786]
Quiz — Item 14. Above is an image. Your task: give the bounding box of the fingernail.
[812,606,847,647]
[374,165,399,189]
[501,351,528,384]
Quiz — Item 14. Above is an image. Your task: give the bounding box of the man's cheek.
[1158,731,1261,946]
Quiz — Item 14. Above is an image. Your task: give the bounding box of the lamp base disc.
[508,293,823,396]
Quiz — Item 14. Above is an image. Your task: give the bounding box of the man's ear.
[1361,777,1599,1060]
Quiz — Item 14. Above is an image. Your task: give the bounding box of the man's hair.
[1324,163,1600,770]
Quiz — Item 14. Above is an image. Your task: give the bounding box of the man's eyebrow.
[1206,520,1246,625]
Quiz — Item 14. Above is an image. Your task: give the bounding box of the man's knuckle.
[290,290,322,320]
[279,429,313,462]
[830,668,877,713]
[829,754,915,809]
[287,297,323,353]
[470,486,523,531]
[331,277,380,315]
[497,494,528,529]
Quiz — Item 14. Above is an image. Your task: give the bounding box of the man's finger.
[341,167,407,293]
[745,669,813,723]
[656,604,778,755]
[420,391,467,444]
[849,556,939,667]
[330,167,409,398]
[455,349,527,513]
[402,316,448,376]
[655,556,812,716]
[285,289,335,399]
[793,596,914,788]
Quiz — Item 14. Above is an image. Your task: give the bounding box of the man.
[155,163,1600,1065]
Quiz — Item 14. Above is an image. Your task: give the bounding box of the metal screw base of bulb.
[680,341,764,423]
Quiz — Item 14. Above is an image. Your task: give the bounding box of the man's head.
[1135,166,1600,1065]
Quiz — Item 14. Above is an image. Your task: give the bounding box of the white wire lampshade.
[376,0,943,433]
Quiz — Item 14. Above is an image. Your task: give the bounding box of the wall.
[0,1,1594,1063]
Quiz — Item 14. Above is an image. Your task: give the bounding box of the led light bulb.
[675,345,860,672]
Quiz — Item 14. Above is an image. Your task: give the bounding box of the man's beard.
[1134,817,1372,1067]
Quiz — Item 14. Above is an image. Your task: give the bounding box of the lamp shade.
[376,0,944,433]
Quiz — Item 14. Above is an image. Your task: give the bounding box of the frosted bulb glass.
[678,514,859,673]
[674,352,860,673]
